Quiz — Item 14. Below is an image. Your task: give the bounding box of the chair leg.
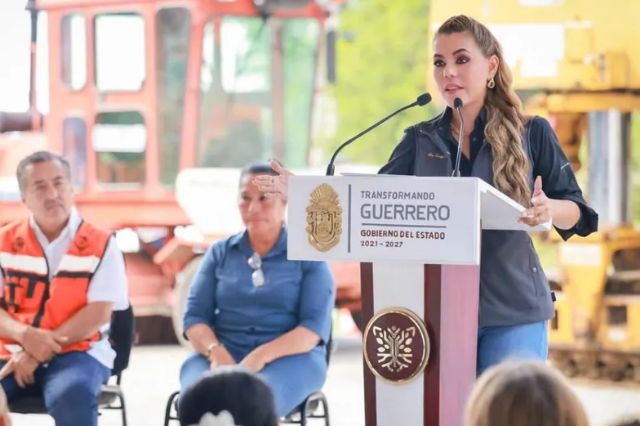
[300,397,318,426]
[164,391,180,426]
[319,395,330,426]
[118,392,128,426]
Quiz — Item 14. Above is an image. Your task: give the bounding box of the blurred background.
[1,0,640,424]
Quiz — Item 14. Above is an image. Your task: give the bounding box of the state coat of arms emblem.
[305,184,342,252]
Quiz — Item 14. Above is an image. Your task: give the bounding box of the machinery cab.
[28,0,329,228]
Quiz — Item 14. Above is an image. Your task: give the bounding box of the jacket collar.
[419,106,488,152]
[432,107,488,137]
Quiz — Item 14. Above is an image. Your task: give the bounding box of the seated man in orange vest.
[0,151,128,426]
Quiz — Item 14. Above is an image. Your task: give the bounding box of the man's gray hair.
[16,150,71,193]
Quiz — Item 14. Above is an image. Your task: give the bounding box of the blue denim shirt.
[183,227,335,356]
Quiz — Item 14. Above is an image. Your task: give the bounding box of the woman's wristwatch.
[206,341,223,358]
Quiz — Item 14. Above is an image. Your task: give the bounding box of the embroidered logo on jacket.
[427,152,449,160]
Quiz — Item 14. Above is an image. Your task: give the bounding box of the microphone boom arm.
[326,102,418,176]
[325,93,431,176]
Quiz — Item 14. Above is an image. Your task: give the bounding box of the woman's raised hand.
[519,176,552,227]
[253,159,292,200]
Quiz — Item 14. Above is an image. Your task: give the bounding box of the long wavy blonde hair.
[436,15,531,205]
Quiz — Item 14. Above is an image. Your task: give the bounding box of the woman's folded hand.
[239,345,272,373]
[209,346,236,369]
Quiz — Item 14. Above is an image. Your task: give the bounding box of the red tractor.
[0,0,361,342]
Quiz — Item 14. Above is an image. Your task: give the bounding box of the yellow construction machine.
[430,0,640,381]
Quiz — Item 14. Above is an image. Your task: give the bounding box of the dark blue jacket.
[380,107,598,326]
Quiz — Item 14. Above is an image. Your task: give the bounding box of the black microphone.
[326,93,432,176]
[451,97,464,177]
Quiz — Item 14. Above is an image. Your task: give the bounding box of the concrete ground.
[8,334,640,426]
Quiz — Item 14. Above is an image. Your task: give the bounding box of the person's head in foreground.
[464,360,589,426]
[178,366,278,426]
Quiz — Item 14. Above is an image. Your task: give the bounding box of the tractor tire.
[171,256,203,346]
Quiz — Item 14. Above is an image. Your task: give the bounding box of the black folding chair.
[164,376,330,426]
[164,333,332,426]
[9,305,136,426]
[164,390,181,426]
[279,390,330,426]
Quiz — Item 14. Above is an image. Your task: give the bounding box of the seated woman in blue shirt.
[179,162,336,417]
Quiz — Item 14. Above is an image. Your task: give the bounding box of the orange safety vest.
[0,218,112,358]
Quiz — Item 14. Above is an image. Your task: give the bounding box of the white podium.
[287,175,549,426]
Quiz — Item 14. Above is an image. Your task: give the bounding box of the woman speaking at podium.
[257,15,597,375]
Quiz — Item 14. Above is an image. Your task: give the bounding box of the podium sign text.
[288,175,482,265]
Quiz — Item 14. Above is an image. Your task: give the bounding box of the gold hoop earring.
[487,77,495,89]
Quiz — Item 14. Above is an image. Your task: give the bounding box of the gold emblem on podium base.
[306,183,342,252]
[363,307,430,384]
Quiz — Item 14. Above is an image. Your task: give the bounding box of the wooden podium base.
[360,261,480,426]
